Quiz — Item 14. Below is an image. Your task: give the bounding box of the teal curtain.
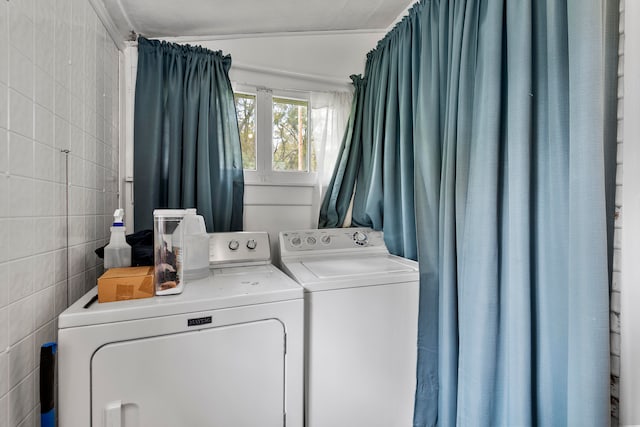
[318,75,366,228]
[350,19,419,260]
[319,33,420,259]
[134,37,244,232]
[320,0,619,425]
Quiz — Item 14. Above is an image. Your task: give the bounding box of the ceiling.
[98,0,415,39]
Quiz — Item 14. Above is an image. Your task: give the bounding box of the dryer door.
[91,319,285,427]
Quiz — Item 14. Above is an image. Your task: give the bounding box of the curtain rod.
[125,41,353,93]
[125,41,353,92]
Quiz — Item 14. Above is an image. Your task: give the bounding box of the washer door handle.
[104,400,122,427]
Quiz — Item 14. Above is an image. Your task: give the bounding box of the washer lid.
[281,254,419,292]
[301,257,414,279]
[59,265,303,329]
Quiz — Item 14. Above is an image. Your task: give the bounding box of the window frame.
[233,83,317,186]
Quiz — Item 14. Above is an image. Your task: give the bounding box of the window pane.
[234,93,257,170]
[272,97,308,172]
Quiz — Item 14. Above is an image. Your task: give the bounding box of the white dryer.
[58,232,303,427]
[278,228,419,427]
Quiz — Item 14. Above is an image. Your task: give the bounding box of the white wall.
[0,0,120,425]
[620,1,640,425]
[123,31,382,257]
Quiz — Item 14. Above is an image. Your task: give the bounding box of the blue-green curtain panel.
[318,75,366,228]
[320,0,619,425]
[350,18,419,260]
[318,32,419,259]
[133,37,244,232]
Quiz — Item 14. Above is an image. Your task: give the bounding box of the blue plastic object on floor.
[40,342,57,427]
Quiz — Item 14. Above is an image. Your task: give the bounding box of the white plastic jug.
[177,209,210,280]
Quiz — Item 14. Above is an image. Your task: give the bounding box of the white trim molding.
[88,0,128,50]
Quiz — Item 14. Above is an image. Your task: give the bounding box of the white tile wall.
[611,1,624,425]
[0,0,120,426]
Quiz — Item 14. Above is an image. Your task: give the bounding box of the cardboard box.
[98,266,155,303]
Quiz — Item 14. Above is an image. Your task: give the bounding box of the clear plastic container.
[177,208,210,280]
[153,209,186,295]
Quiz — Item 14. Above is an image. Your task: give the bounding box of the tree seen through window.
[234,93,256,170]
[272,97,312,172]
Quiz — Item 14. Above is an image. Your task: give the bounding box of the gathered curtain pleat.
[319,0,618,425]
[133,37,244,232]
[311,89,354,227]
[318,75,367,229]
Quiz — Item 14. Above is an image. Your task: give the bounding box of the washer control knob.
[321,235,331,244]
[291,236,302,247]
[306,236,317,245]
[228,240,240,251]
[246,239,257,250]
[353,231,368,246]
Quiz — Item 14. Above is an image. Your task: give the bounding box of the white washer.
[278,228,419,427]
[58,232,303,427]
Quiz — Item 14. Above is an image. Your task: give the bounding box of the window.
[272,97,309,172]
[233,85,316,185]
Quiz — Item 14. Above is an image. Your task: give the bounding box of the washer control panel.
[280,228,385,253]
[209,232,271,265]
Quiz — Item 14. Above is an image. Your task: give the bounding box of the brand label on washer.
[187,316,212,327]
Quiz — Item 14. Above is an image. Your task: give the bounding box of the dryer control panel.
[209,232,271,265]
[279,228,387,254]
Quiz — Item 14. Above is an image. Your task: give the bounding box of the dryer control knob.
[246,239,257,250]
[321,235,331,244]
[353,231,368,246]
[228,240,240,251]
[306,236,317,245]
[291,236,302,247]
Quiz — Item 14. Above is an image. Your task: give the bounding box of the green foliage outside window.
[273,97,312,172]
[234,93,256,170]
